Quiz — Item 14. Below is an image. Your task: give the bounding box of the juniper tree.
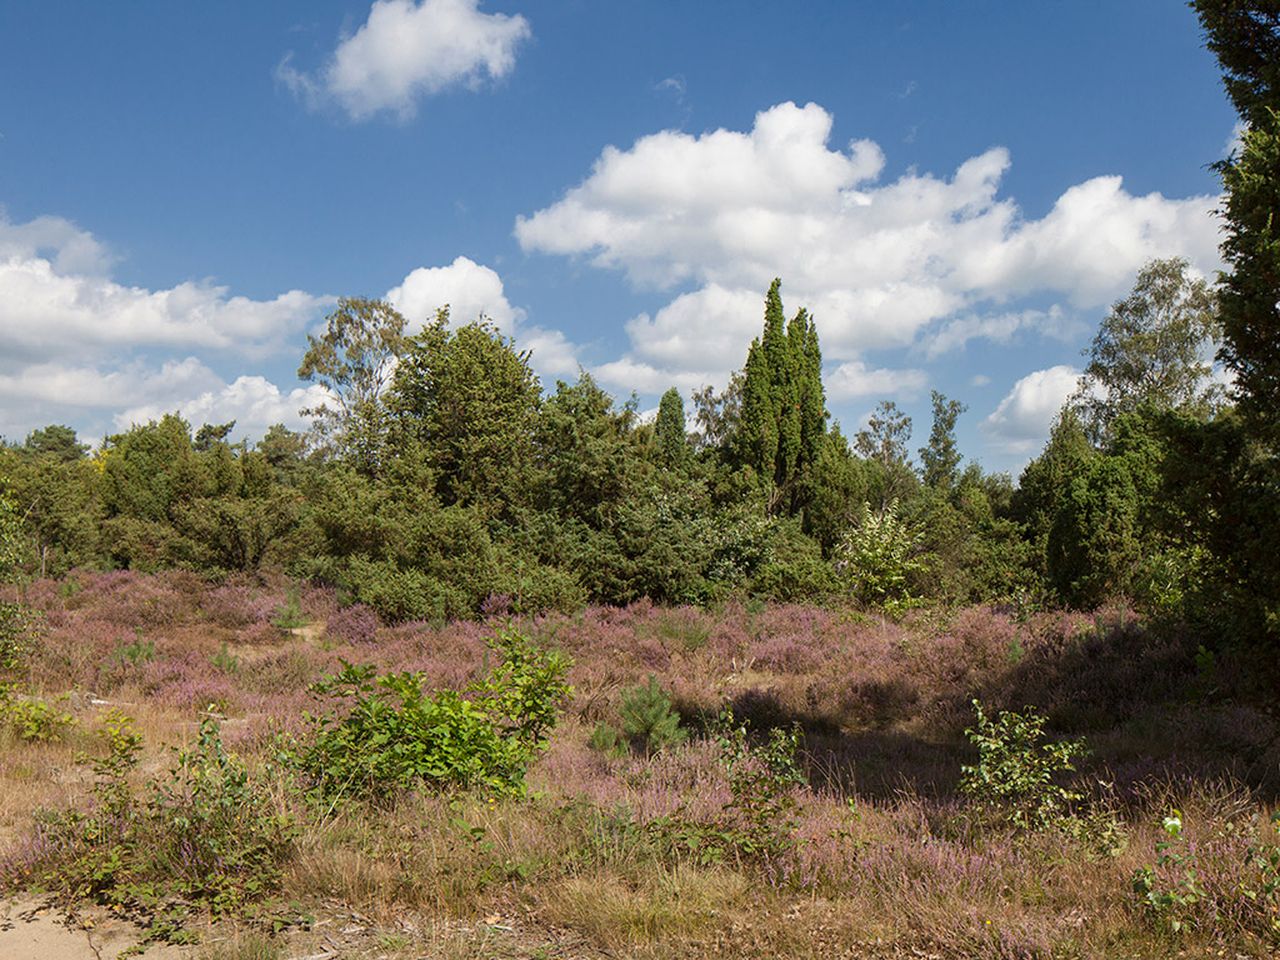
[736,280,828,512]
[655,387,691,468]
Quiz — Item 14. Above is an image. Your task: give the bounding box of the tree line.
[0,0,1275,647]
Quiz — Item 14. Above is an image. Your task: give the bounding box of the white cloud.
[919,305,1075,360]
[516,101,1221,388]
[0,212,113,275]
[825,360,927,401]
[1225,120,1247,159]
[615,284,763,377]
[280,0,531,121]
[516,325,580,381]
[0,357,221,410]
[384,256,580,383]
[386,255,523,332]
[982,365,1082,455]
[116,375,333,441]
[0,212,329,367]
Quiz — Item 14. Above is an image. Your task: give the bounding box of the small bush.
[0,690,75,743]
[13,712,294,938]
[959,699,1087,832]
[325,602,380,645]
[294,626,571,802]
[653,711,806,870]
[113,636,156,668]
[619,675,686,756]
[1131,810,1206,935]
[271,585,307,630]
[588,720,628,758]
[833,500,924,612]
[1133,807,1280,943]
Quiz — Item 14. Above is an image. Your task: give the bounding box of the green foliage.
[654,387,691,468]
[145,718,297,915]
[24,424,88,462]
[959,699,1087,832]
[1073,258,1222,443]
[297,296,407,473]
[24,713,294,938]
[210,642,240,675]
[484,625,572,746]
[1047,456,1142,607]
[833,499,923,611]
[588,720,628,758]
[1131,810,1207,935]
[713,712,806,863]
[919,390,967,490]
[0,495,30,677]
[750,519,838,602]
[302,455,503,622]
[649,710,806,870]
[0,691,75,743]
[113,636,156,668]
[735,280,827,513]
[390,315,542,513]
[295,627,570,802]
[271,584,306,630]
[1133,807,1280,942]
[618,675,686,756]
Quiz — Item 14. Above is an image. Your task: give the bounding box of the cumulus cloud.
[0,357,221,410]
[919,305,1077,360]
[516,101,1220,389]
[0,212,329,367]
[116,374,333,441]
[982,365,1082,456]
[280,0,531,121]
[383,256,580,383]
[825,360,927,401]
[386,255,523,332]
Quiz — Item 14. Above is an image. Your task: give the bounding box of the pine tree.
[1194,1,1280,448]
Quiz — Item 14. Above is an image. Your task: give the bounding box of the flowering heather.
[4,572,1279,958]
[200,580,279,629]
[325,603,380,645]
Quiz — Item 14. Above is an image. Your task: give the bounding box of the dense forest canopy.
[1,245,1275,647]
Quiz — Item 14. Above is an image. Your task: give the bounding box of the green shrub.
[112,636,156,668]
[588,721,627,758]
[20,712,294,939]
[0,495,33,679]
[270,584,307,630]
[1131,810,1206,935]
[959,699,1087,832]
[713,711,806,864]
[210,642,240,674]
[619,675,686,756]
[833,500,924,611]
[652,710,806,868]
[1133,808,1280,943]
[0,691,75,743]
[295,627,570,802]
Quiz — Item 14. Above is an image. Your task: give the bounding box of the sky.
[0,0,1238,473]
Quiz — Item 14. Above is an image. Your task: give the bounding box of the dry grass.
[2,571,1278,958]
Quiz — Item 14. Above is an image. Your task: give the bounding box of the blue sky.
[0,0,1236,472]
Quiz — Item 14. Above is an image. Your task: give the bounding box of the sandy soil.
[0,899,192,960]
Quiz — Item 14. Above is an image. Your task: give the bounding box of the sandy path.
[0,900,191,960]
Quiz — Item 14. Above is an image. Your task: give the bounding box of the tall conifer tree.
[736,280,828,512]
